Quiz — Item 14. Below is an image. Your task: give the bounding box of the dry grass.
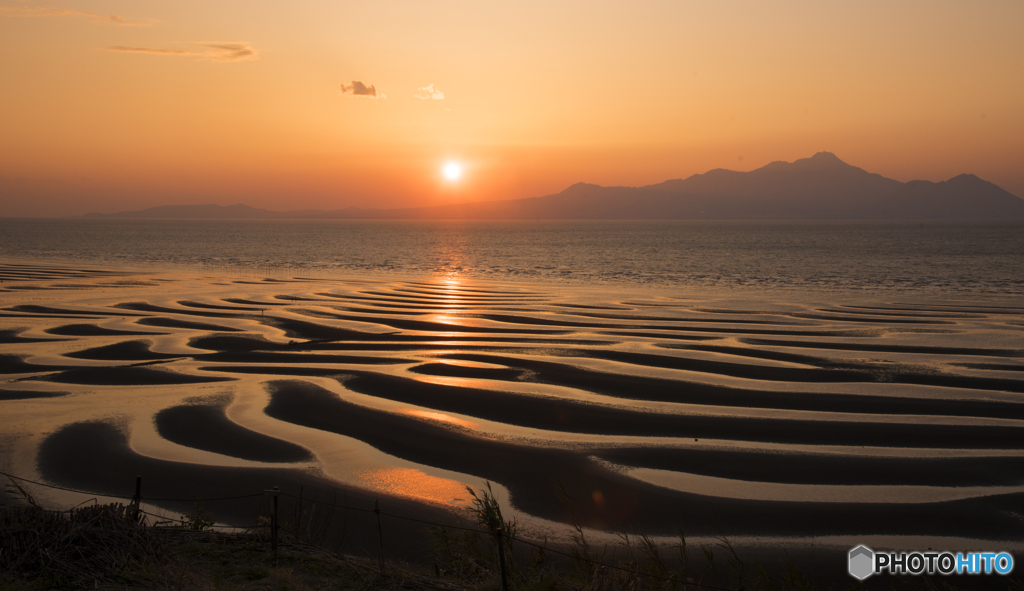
[0,503,162,589]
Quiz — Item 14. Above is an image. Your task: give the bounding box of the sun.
[443,161,462,181]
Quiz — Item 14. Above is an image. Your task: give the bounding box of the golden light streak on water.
[356,467,473,506]
[428,314,459,324]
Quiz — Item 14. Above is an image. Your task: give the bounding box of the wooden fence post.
[264,486,280,557]
[132,476,142,522]
[497,526,509,591]
[374,499,385,575]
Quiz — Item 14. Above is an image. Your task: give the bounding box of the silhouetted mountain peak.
[790,151,851,169]
[947,173,982,183]
[561,182,602,193]
[809,151,843,163]
[751,151,870,180]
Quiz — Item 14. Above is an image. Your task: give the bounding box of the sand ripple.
[2,266,1023,544]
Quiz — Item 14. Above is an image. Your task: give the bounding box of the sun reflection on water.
[437,278,465,309]
[356,467,472,507]
[428,314,459,324]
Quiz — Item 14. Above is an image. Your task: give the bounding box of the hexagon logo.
[849,545,875,580]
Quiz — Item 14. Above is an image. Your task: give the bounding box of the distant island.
[82,152,1024,220]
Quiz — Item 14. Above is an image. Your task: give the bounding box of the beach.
[2,260,1024,568]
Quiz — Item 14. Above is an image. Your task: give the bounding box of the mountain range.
[82,152,1024,220]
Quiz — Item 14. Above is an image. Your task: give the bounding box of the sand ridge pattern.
[2,266,1024,547]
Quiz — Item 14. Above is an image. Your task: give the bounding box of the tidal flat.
[2,261,1024,571]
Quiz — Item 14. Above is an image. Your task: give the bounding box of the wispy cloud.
[341,81,384,99]
[413,84,445,100]
[200,43,257,61]
[104,42,258,62]
[0,6,155,26]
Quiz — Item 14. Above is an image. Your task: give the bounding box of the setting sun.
[443,162,463,182]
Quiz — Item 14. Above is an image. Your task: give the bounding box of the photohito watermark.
[848,546,1014,580]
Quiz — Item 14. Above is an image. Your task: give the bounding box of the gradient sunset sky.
[2,0,1022,216]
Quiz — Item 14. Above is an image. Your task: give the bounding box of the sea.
[2,218,1022,295]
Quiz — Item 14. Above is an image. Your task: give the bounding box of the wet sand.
[154,396,315,463]
[2,261,1024,560]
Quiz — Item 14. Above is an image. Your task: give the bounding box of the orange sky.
[2,0,1022,216]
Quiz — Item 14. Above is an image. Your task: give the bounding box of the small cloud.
[413,84,445,100]
[104,42,258,62]
[341,81,384,99]
[0,6,155,26]
[200,43,257,61]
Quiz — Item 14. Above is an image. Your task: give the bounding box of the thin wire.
[142,493,264,503]
[1,470,262,503]
[0,470,132,500]
[139,508,267,531]
[379,510,488,534]
[275,491,377,515]
[139,508,186,525]
[275,491,493,534]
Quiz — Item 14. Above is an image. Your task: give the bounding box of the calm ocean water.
[2,218,1022,294]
